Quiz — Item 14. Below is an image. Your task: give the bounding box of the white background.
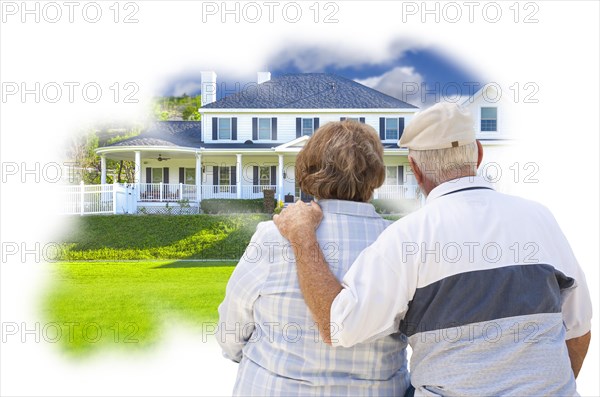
[1,1,598,395]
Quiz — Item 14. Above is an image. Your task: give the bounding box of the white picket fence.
[60,182,136,215]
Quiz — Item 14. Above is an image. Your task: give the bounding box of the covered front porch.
[89,138,421,215]
[95,144,299,206]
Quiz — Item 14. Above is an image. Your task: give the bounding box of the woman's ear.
[476,140,484,168]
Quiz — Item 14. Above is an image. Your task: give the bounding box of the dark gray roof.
[108,121,202,148]
[202,73,418,109]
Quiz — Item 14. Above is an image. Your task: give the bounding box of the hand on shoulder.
[273,200,323,242]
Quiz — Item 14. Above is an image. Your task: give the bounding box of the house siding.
[203,113,415,144]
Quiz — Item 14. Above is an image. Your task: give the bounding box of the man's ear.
[476,140,484,168]
[409,156,423,186]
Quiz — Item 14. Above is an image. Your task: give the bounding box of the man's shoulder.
[491,190,557,220]
[385,190,557,230]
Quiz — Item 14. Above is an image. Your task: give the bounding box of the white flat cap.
[399,102,475,150]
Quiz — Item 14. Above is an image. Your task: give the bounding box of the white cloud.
[355,66,424,106]
[267,40,423,73]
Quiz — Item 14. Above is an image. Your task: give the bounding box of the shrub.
[371,199,413,215]
[200,198,277,214]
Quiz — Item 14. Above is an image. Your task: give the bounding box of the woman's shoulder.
[252,220,285,242]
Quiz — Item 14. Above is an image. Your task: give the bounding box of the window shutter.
[232,118,237,140]
[146,168,151,183]
[379,117,385,140]
[252,117,258,140]
[179,167,184,184]
[271,117,277,140]
[398,166,404,185]
[340,117,346,121]
[163,167,169,183]
[313,117,319,130]
[253,166,258,186]
[359,117,365,123]
[212,118,218,140]
[212,166,218,186]
[231,166,236,188]
[270,166,276,185]
[296,118,301,138]
[399,117,405,139]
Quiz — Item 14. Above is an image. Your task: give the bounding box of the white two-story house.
[91,72,509,214]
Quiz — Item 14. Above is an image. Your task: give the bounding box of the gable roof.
[201,73,418,110]
[108,121,202,148]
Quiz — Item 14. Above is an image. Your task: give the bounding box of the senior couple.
[217,103,592,396]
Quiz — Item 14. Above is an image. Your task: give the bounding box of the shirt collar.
[426,176,495,204]
[316,199,381,218]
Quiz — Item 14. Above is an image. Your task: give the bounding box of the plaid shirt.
[217,199,409,396]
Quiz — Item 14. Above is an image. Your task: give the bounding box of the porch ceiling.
[100,149,197,161]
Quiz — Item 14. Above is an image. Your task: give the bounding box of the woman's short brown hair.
[295,120,385,202]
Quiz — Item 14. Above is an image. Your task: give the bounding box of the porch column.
[134,151,141,199]
[236,153,242,199]
[195,152,202,202]
[278,154,284,203]
[100,155,107,185]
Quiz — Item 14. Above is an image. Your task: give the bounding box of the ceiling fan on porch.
[156,153,171,162]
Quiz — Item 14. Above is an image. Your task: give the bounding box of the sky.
[163,46,483,107]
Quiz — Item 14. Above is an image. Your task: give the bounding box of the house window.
[219,166,230,187]
[185,168,195,184]
[302,118,314,136]
[481,107,497,131]
[151,168,163,183]
[259,166,271,186]
[218,118,232,139]
[385,166,404,185]
[341,117,365,123]
[385,118,399,140]
[258,118,272,140]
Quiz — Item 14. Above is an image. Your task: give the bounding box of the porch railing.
[138,183,197,202]
[60,183,421,215]
[374,184,419,200]
[242,185,277,199]
[198,185,278,200]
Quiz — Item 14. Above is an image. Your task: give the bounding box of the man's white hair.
[408,142,478,186]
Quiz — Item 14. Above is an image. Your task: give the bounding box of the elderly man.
[274,103,592,396]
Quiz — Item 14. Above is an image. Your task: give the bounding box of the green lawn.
[58,214,270,260]
[42,260,235,356]
[45,213,402,357]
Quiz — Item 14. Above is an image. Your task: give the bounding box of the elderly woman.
[217,121,409,396]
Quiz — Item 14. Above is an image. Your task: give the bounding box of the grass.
[58,214,270,260]
[45,213,403,356]
[42,260,235,356]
